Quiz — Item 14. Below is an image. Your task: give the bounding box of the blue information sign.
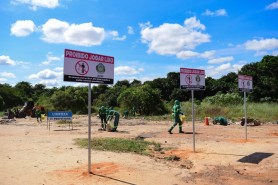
[47,111,72,120]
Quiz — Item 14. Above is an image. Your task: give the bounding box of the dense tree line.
[0,55,277,115]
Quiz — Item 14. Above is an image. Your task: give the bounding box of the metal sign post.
[191,90,196,152]
[244,92,247,140]
[88,83,92,173]
[238,75,253,141]
[64,49,114,174]
[180,68,205,153]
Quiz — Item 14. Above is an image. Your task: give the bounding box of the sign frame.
[47,111,73,130]
[63,49,114,84]
[238,75,253,92]
[180,68,206,90]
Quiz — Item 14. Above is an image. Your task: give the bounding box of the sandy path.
[0,116,277,185]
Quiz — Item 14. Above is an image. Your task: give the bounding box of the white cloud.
[206,62,244,79]
[10,20,35,37]
[208,56,234,64]
[28,69,62,80]
[0,78,7,84]
[184,16,206,30]
[127,26,134,34]
[272,50,278,55]
[42,53,61,65]
[140,17,210,57]
[38,79,59,86]
[217,63,231,71]
[176,50,199,59]
[0,72,16,78]
[54,67,63,71]
[255,51,268,56]
[115,66,144,75]
[41,19,105,46]
[254,50,278,56]
[202,9,227,16]
[232,63,244,71]
[28,69,63,87]
[266,1,278,10]
[177,50,215,59]
[244,38,278,51]
[200,50,215,59]
[106,30,127,41]
[0,55,16,66]
[12,0,60,10]
[139,22,152,30]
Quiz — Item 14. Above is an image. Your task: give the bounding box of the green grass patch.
[179,101,278,123]
[56,120,72,125]
[74,137,161,156]
[164,155,180,161]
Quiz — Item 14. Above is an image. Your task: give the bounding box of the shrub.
[203,92,242,105]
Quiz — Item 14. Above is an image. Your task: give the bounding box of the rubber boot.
[168,127,173,134]
[179,126,184,133]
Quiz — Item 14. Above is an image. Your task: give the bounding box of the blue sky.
[0,0,278,87]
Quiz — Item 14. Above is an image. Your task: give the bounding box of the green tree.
[205,77,218,97]
[0,83,23,109]
[49,86,87,114]
[92,84,109,102]
[114,80,130,88]
[95,86,124,108]
[130,79,142,86]
[0,95,4,111]
[214,72,238,94]
[15,81,33,100]
[117,84,167,115]
[32,84,46,102]
[240,55,278,101]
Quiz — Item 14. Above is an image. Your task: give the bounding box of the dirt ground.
[0,115,277,185]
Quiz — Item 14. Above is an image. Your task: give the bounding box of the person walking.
[168,100,184,134]
[98,106,107,130]
[34,104,42,122]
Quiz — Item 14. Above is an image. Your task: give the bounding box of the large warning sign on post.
[64,49,114,84]
[180,68,205,90]
[238,75,253,92]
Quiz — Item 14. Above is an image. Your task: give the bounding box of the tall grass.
[180,102,278,123]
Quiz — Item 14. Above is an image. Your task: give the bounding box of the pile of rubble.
[240,118,261,126]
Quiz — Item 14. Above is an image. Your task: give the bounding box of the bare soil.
[0,115,277,185]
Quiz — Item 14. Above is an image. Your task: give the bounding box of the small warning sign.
[63,49,114,84]
[180,68,205,90]
[238,75,253,92]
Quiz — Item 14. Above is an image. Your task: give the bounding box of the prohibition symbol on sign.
[185,75,192,85]
[75,60,89,75]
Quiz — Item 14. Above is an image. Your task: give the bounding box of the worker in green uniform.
[168,100,184,134]
[98,106,107,130]
[106,109,120,132]
[123,110,129,119]
[131,106,136,116]
[213,116,228,126]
